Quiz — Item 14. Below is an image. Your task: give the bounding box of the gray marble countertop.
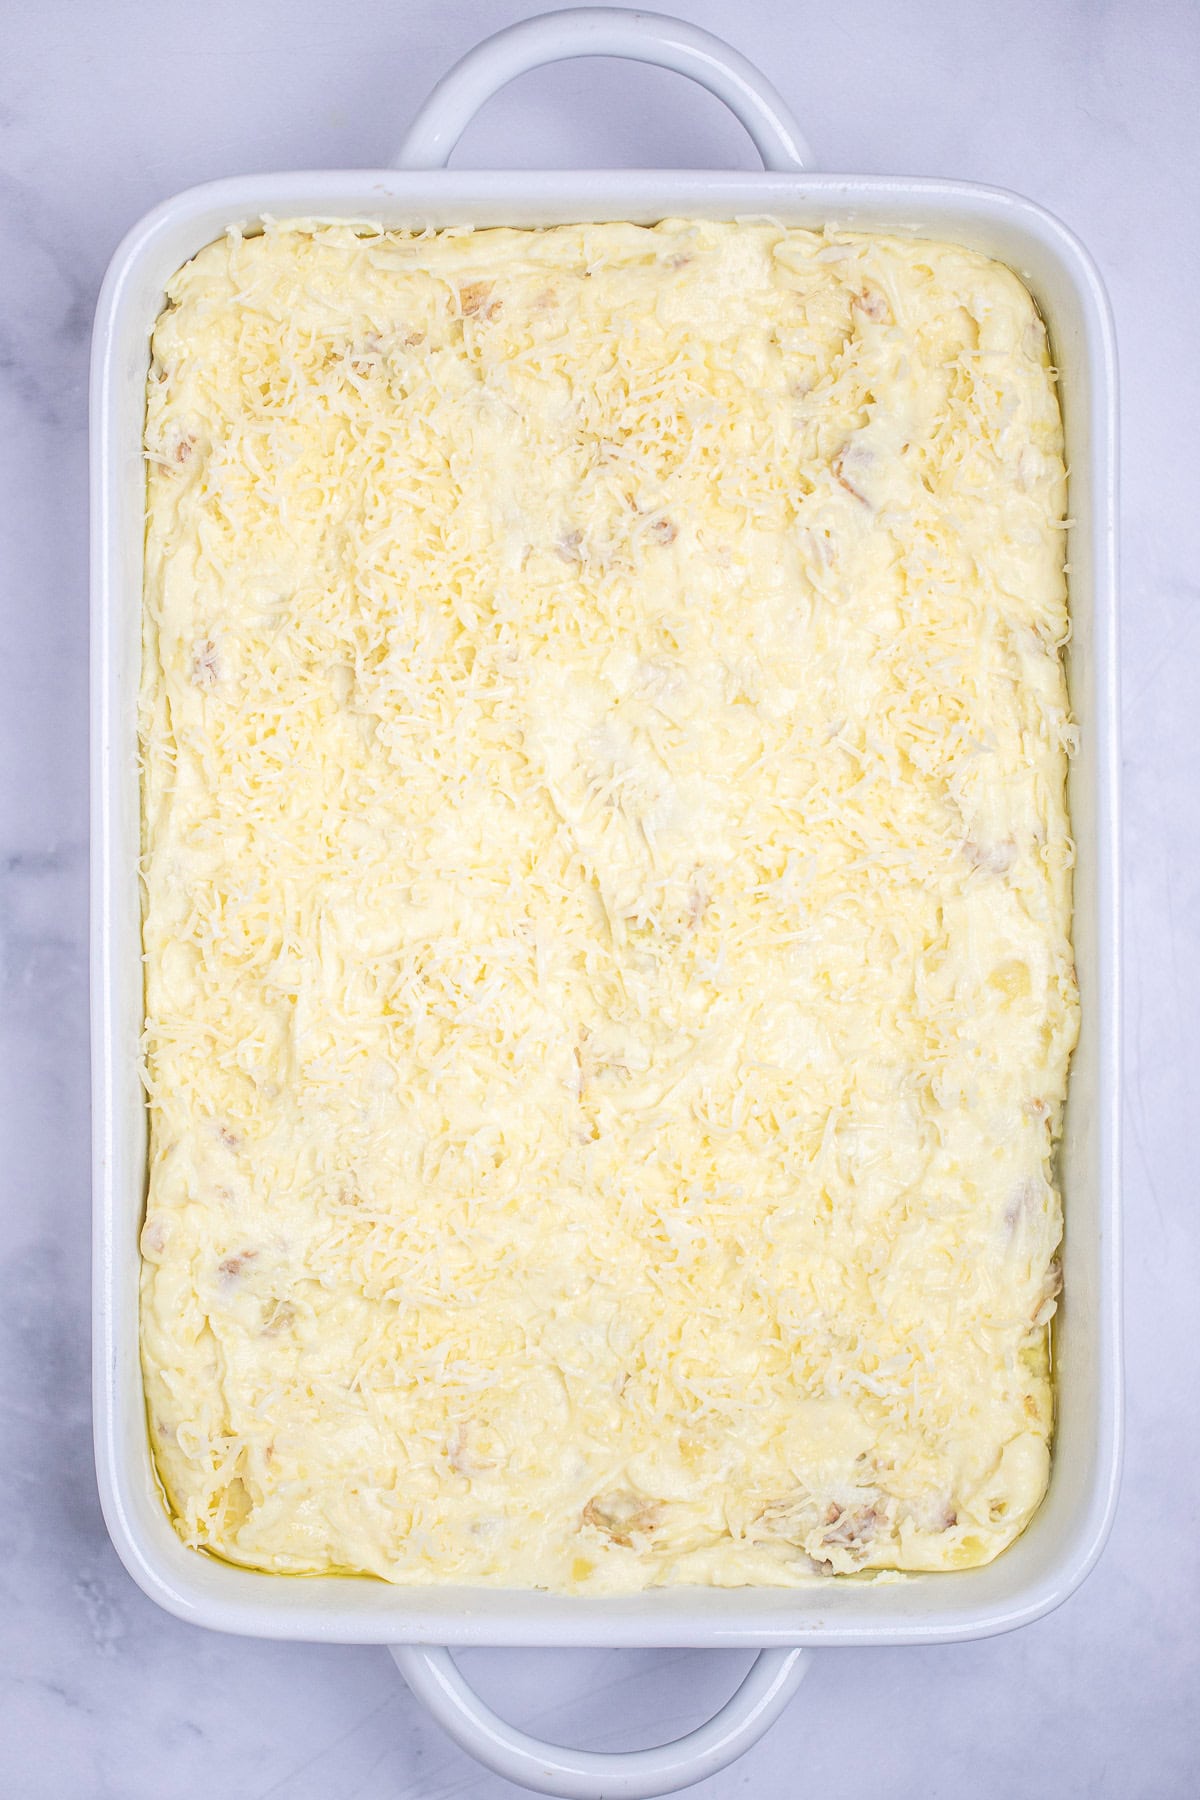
[2,1,1196,1794]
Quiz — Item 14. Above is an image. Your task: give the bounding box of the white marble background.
[1,0,1196,1793]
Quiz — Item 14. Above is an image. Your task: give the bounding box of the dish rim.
[91,165,1121,1648]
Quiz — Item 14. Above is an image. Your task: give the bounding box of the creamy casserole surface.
[140,219,1077,1589]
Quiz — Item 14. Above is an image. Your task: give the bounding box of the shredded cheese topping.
[140,218,1077,1589]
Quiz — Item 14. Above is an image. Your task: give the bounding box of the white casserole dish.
[90,11,1122,1794]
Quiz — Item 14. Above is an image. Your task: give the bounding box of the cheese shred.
[139,218,1077,1589]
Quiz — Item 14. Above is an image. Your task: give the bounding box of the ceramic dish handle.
[391,1643,811,1799]
[394,6,814,173]
[390,10,811,1797]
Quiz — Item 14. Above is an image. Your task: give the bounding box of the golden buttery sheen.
[139,218,1078,1589]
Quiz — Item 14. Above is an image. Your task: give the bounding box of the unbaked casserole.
[138,217,1078,1592]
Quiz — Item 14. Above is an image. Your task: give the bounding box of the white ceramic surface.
[3,1,1198,1797]
[90,8,1122,1787]
[89,11,1120,1794]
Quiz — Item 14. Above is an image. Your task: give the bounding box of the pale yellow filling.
[139,218,1077,1590]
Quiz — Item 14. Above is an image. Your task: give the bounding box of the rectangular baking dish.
[91,10,1120,1662]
